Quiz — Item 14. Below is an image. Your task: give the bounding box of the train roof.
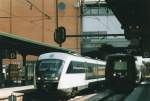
[38,52,105,64]
[106,53,135,60]
[39,52,79,59]
[107,53,133,57]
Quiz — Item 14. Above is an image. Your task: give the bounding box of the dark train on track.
[105,54,143,91]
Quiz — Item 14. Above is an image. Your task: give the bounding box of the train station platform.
[0,85,34,101]
[125,81,150,101]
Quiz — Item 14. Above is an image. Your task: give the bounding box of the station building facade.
[81,1,128,55]
[0,0,81,51]
[0,0,81,86]
[0,0,128,86]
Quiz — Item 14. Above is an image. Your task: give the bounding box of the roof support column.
[22,54,28,85]
[0,58,2,73]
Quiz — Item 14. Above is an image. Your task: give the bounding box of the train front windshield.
[36,59,64,81]
[111,59,128,78]
[114,60,127,71]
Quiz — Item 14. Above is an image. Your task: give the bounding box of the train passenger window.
[86,63,105,79]
[67,61,85,73]
[86,63,96,79]
[87,63,93,73]
[97,65,105,77]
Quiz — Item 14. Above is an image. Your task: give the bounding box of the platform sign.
[54,26,66,45]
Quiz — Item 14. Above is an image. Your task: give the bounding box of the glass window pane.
[83,8,91,15]
[67,61,85,73]
[114,60,127,70]
[36,59,63,77]
[91,8,98,15]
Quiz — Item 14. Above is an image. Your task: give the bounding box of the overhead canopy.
[0,32,75,56]
[106,0,150,57]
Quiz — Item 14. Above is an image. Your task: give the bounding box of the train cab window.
[67,61,85,73]
[114,60,127,71]
[36,59,63,75]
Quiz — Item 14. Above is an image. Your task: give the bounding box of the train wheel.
[71,87,78,97]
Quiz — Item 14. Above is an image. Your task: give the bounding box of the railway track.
[18,88,130,101]
[85,89,130,101]
[67,89,130,101]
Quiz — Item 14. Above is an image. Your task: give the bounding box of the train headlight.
[54,77,59,80]
[37,77,41,80]
[44,77,48,80]
[113,73,116,76]
[43,85,46,88]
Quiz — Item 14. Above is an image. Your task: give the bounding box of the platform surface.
[125,82,150,101]
[0,85,34,99]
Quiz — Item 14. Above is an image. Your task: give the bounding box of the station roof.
[83,0,106,7]
[0,32,75,56]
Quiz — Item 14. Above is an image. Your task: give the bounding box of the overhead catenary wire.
[42,0,45,42]
[24,0,51,20]
[0,8,45,25]
[9,0,12,33]
[0,0,52,27]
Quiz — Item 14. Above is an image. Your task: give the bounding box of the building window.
[82,5,113,16]
[91,8,99,15]
[83,7,91,15]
